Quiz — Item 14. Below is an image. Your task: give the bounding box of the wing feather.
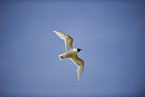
[70,55,84,81]
[53,31,74,51]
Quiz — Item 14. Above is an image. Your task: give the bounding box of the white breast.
[65,48,78,57]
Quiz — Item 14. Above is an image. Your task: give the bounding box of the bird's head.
[77,48,82,52]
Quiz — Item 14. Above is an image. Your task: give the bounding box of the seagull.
[53,31,84,81]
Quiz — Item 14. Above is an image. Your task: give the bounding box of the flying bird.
[53,31,84,81]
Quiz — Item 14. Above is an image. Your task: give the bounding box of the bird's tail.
[59,54,64,60]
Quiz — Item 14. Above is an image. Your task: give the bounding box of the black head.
[77,48,82,52]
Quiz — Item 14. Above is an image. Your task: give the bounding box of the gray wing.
[53,31,74,51]
[70,55,84,81]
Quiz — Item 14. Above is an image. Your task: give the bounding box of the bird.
[53,31,84,81]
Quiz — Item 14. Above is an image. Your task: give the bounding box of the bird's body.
[59,49,78,60]
[53,31,84,81]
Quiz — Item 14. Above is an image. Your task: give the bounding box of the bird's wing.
[53,31,74,51]
[70,55,84,81]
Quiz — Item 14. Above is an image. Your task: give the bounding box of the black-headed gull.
[53,31,84,81]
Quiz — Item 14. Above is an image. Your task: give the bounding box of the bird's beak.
[80,49,82,51]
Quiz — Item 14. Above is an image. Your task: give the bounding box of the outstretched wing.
[70,55,84,81]
[53,31,74,51]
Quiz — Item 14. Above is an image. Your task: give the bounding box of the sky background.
[0,0,145,97]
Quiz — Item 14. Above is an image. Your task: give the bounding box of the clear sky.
[0,0,145,97]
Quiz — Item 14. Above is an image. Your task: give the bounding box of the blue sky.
[0,0,145,97]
